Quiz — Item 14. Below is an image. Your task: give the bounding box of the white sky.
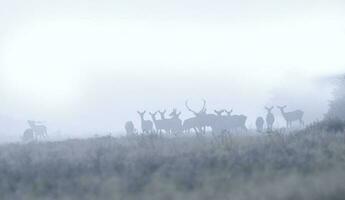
[0,0,344,138]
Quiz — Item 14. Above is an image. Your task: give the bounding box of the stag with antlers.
[184,99,208,134]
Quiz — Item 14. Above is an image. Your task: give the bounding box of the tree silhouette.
[326,75,345,120]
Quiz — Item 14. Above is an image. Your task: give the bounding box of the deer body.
[265,106,275,131]
[184,100,208,134]
[212,110,228,134]
[169,109,183,134]
[223,110,247,132]
[137,111,154,133]
[277,106,304,128]
[149,112,170,134]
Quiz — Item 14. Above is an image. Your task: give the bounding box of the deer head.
[137,111,146,117]
[265,106,274,113]
[224,109,233,116]
[158,110,167,119]
[214,109,224,116]
[149,111,158,118]
[277,105,287,112]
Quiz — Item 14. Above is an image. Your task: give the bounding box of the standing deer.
[211,109,228,134]
[149,111,169,134]
[137,111,154,134]
[256,117,264,133]
[265,106,275,132]
[277,105,304,128]
[169,109,183,134]
[184,100,207,134]
[158,110,167,119]
[224,109,247,132]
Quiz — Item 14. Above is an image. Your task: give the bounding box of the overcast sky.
[0,0,344,139]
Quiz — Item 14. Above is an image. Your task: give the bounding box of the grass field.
[0,122,345,200]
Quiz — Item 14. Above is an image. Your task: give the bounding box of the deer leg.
[300,119,304,126]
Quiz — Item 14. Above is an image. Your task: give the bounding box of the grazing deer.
[27,120,48,140]
[256,117,264,133]
[265,106,275,131]
[277,106,304,128]
[169,109,183,134]
[137,111,154,134]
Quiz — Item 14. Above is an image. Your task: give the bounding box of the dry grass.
[0,124,345,200]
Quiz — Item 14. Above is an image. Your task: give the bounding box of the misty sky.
[0,0,345,138]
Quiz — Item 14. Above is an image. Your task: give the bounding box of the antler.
[137,111,145,115]
[224,109,233,116]
[265,106,274,111]
[149,111,157,116]
[185,100,198,115]
[277,105,287,109]
[201,99,206,113]
[185,99,207,115]
[214,109,224,114]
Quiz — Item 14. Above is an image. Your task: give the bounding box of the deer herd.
[22,100,305,141]
[126,100,305,135]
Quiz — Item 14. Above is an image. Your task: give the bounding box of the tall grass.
[0,125,345,200]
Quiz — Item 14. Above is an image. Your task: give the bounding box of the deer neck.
[280,109,288,119]
[151,115,157,122]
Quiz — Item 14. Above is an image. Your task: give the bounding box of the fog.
[0,0,344,141]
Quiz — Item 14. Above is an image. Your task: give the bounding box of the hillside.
[0,125,345,200]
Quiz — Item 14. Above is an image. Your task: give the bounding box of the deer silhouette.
[185,99,220,134]
[214,109,224,117]
[137,111,154,134]
[224,109,247,132]
[158,110,167,119]
[125,121,137,136]
[184,100,207,134]
[265,106,275,131]
[277,105,304,128]
[212,109,228,134]
[256,117,264,133]
[169,109,183,134]
[149,111,169,134]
